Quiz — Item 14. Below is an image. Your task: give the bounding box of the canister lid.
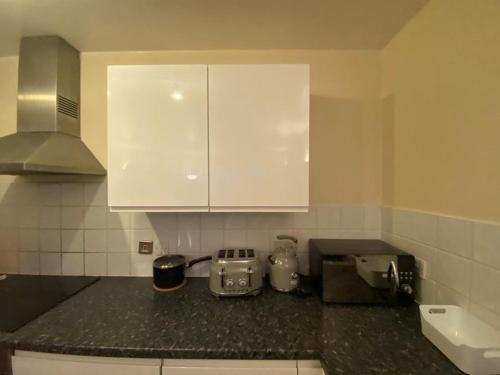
[153,255,186,269]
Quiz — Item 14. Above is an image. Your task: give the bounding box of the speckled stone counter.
[0,277,463,374]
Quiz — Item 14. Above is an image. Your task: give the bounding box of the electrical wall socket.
[415,257,428,279]
[138,240,154,254]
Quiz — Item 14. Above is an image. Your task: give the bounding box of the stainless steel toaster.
[209,249,263,297]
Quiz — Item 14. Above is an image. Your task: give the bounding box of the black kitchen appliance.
[153,255,212,292]
[309,239,415,305]
[0,275,99,333]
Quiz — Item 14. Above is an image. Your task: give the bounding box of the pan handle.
[187,256,212,268]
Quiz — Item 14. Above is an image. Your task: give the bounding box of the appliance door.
[322,255,395,304]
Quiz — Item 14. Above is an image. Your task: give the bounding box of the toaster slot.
[247,249,255,258]
[218,250,226,259]
[227,249,234,258]
[247,267,254,287]
[239,249,246,258]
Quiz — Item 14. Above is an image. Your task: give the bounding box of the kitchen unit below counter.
[12,353,324,375]
[0,278,463,375]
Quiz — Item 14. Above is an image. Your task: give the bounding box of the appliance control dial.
[401,284,413,295]
[225,279,234,287]
[238,279,248,287]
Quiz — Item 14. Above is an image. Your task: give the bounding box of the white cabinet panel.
[12,351,160,375]
[108,65,209,211]
[163,359,297,375]
[208,64,309,211]
[298,360,325,375]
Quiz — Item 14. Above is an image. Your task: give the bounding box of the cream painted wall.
[382,0,500,222]
[0,50,383,206]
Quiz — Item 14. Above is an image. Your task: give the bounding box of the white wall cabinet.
[107,64,309,212]
[107,65,209,211]
[12,351,161,375]
[208,65,309,212]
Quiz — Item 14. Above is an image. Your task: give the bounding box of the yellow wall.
[382,0,500,222]
[0,50,383,206]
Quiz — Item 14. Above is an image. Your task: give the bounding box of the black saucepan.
[153,255,212,292]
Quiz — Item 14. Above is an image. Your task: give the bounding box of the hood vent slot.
[57,95,79,119]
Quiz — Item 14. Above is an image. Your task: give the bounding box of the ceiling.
[0,0,429,57]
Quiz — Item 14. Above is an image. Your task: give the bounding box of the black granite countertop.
[0,277,462,374]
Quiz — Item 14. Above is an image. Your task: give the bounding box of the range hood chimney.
[0,36,106,175]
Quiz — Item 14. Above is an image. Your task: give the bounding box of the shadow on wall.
[381,95,395,207]
[309,95,383,206]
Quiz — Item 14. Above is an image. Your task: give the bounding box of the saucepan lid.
[153,255,186,269]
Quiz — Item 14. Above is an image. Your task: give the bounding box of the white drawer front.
[163,359,297,375]
[13,352,160,375]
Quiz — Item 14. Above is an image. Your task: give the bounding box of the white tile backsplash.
[39,229,61,252]
[84,253,107,276]
[84,182,107,206]
[40,253,61,275]
[292,209,317,229]
[107,229,131,252]
[130,229,161,253]
[223,229,246,248]
[316,207,341,228]
[470,262,500,315]
[0,251,18,273]
[16,183,39,206]
[84,230,107,253]
[224,213,247,229]
[84,206,107,229]
[384,207,500,330]
[39,207,60,229]
[61,230,84,252]
[413,212,438,247]
[107,253,130,276]
[18,207,39,229]
[61,207,84,229]
[473,221,500,269]
[1,181,384,279]
[433,250,471,296]
[130,212,153,229]
[107,209,130,229]
[130,253,153,276]
[0,206,17,228]
[200,230,224,255]
[18,229,39,252]
[39,184,60,206]
[364,207,381,230]
[61,183,84,206]
[201,213,224,229]
[438,216,473,258]
[62,253,84,275]
[0,183,16,206]
[0,229,18,251]
[339,207,364,229]
[19,252,40,275]
[246,229,270,253]
[177,229,201,253]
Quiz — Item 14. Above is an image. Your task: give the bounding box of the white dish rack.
[420,305,500,375]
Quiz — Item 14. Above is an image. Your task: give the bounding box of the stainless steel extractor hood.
[0,36,106,175]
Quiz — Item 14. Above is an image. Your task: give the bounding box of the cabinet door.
[12,351,161,375]
[208,64,309,212]
[108,65,209,211]
[298,360,325,375]
[162,359,297,375]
